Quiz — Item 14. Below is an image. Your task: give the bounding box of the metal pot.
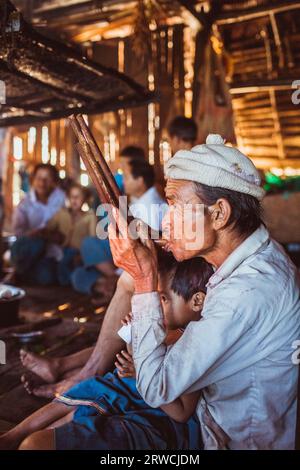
[0,285,25,327]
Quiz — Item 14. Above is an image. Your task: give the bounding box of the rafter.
[216,1,300,25]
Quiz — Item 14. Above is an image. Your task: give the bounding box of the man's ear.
[209,198,231,230]
[189,291,206,312]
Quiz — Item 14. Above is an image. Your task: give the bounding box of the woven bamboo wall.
[219,5,300,169]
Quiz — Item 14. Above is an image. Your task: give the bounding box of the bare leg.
[47,411,75,429]
[95,261,116,277]
[21,272,134,399]
[20,347,93,385]
[73,271,133,378]
[62,367,82,379]
[91,273,119,305]
[0,402,73,450]
[19,429,55,450]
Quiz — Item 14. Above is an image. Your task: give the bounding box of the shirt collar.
[134,186,156,205]
[29,187,59,205]
[207,225,270,289]
[29,189,37,203]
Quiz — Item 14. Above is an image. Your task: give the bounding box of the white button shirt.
[129,186,168,232]
[131,225,300,449]
[13,187,66,236]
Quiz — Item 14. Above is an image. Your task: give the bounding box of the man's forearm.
[78,272,134,378]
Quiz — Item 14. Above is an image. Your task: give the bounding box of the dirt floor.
[0,285,106,431]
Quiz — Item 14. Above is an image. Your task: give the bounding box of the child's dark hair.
[157,249,213,301]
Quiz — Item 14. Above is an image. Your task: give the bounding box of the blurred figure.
[46,183,97,286]
[114,145,146,193]
[167,116,198,155]
[13,163,65,236]
[11,164,65,285]
[123,159,168,232]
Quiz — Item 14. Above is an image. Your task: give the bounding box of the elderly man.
[108,134,300,450]
[14,135,300,451]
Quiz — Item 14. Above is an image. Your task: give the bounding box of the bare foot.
[20,349,60,384]
[21,375,78,399]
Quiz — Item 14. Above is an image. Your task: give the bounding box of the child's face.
[69,187,85,211]
[158,272,205,330]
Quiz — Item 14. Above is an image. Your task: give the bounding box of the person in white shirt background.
[123,158,168,233]
[108,134,300,450]
[13,163,65,236]
[11,163,65,285]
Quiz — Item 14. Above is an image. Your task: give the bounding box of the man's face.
[123,164,143,198]
[32,168,56,200]
[158,273,203,330]
[162,179,216,261]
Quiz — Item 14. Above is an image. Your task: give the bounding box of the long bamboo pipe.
[68,114,165,246]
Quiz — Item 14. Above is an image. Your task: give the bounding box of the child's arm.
[115,348,135,378]
[116,314,200,421]
[115,348,200,422]
[116,313,136,378]
[160,391,201,423]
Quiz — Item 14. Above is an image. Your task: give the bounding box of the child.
[0,253,213,450]
[44,182,96,286]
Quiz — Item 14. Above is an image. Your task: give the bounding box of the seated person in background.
[13,163,65,236]
[167,116,198,155]
[114,145,146,194]
[1,253,213,450]
[124,158,168,233]
[71,158,167,296]
[91,146,146,210]
[11,164,65,285]
[44,182,97,287]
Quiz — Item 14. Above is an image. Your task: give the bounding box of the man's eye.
[161,295,168,303]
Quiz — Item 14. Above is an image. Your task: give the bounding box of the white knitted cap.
[165,134,265,201]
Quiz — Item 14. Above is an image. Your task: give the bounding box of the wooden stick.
[69,115,117,207]
[75,142,107,204]
[76,114,121,204]
[68,113,165,245]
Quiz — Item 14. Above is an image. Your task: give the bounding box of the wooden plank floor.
[0,285,106,427]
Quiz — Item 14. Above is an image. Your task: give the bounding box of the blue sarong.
[55,369,202,450]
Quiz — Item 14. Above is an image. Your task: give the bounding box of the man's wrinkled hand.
[108,207,158,293]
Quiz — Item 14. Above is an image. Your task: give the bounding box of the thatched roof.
[2,0,300,168]
[0,0,154,127]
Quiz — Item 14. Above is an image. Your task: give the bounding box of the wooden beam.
[269,89,285,159]
[177,0,209,28]
[0,91,157,127]
[251,157,300,169]
[230,79,294,94]
[191,0,222,116]
[216,1,300,25]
